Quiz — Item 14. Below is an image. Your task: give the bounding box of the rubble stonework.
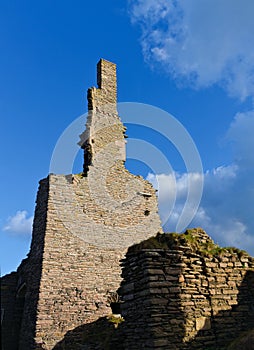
[1,59,162,350]
[119,228,254,350]
[1,60,254,350]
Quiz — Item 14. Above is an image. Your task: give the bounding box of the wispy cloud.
[3,210,33,235]
[129,0,254,100]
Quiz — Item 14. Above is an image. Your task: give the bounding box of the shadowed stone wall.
[119,229,254,350]
[1,271,18,349]
[1,178,48,350]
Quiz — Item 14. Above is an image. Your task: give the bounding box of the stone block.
[195,316,211,331]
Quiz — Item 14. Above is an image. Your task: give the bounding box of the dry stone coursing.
[1,271,19,349]
[119,228,254,350]
[1,59,254,350]
[1,59,162,350]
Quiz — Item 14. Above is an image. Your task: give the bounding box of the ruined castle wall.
[119,230,254,350]
[81,59,126,174]
[19,178,49,350]
[33,184,123,349]
[10,59,162,349]
[30,166,161,349]
[1,178,49,350]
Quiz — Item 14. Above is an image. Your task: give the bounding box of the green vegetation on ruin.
[75,172,85,178]
[129,228,248,258]
[107,314,124,328]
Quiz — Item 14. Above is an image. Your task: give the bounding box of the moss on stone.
[75,172,85,178]
[107,314,124,328]
[128,228,249,258]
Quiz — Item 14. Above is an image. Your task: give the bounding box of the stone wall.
[1,178,48,350]
[119,229,254,350]
[1,59,162,350]
[81,59,126,174]
[1,271,18,349]
[2,59,253,350]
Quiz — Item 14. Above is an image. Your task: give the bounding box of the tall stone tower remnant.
[1,59,162,350]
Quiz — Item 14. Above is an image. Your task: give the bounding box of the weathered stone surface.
[1,60,254,350]
[195,316,211,331]
[119,229,254,349]
[1,59,162,350]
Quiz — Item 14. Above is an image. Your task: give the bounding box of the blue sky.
[1,0,254,276]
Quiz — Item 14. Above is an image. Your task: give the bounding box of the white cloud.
[3,210,33,235]
[198,111,254,254]
[192,208,254,254]
[148,164,237,228]
[147,171,204,229]
[129,0,254,99]
[227,110,254,168]
[147,159,254,256]
[130,0,254,254]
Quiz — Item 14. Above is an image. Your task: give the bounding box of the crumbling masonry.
[119,229,254,349]
[1,60,254,350]
[1,59,162,350]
